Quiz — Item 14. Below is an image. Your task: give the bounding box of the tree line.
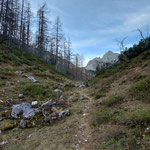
[0,0,90,80]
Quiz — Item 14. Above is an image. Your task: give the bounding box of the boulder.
[11,102,39,119]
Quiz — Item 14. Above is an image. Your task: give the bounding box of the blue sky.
[30,0,150,66]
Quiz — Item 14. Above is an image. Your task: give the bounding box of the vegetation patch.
[124,109,150,127]
[0,120,16,131]
[103,94,124,107]
[23,84,56,100]
[91,110,121,126]
[95,80,113,99]
[129,77,150,102]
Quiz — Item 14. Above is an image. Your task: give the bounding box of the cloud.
[30,0,150,66]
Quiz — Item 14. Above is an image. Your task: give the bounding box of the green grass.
[23,84,56,100]
[129,77,150,102]
[0,80,6,87]
[0,42,66,77]
[124,109,150,127]
[103,94,124,107]
[92,110,121,126]
[95,80,113,99]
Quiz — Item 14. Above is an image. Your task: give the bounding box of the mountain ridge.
[85,51,119,71]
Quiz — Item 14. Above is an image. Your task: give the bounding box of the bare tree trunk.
[20,0,24,46]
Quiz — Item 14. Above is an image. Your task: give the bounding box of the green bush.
[129,77,150,102]
[103,94,124,107]
[92,110,119,126]
[125,109,150,127]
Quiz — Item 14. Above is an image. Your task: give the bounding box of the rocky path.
[73,88,93,150]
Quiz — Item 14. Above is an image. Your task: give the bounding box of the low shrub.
[129,77,150,102]
[103,94,124,107]
[125,109,150,127]
[23,84,56,99]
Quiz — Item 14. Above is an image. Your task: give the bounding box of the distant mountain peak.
[85,51,119,71]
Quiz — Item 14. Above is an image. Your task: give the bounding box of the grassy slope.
[0,43,68,103]
[87,49,150,150]
[0,43,82,149]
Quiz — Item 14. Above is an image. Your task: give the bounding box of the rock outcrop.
[85,51,119,71]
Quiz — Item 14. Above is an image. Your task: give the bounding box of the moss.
[0,120,16,131]
[129,77,150,102]
[103,94,124,107]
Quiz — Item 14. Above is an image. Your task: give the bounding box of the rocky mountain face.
[85,51,119,71]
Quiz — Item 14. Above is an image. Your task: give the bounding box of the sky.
[30,0,150,66]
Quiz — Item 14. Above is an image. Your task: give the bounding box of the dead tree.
[116,36,127,51]
[0,0,4,34]
[19,0,24,45]
[66,38,71,74]
[137,28,145,40]
[26,2,31,45]
[52,16,63,65]
[36,3,48,56]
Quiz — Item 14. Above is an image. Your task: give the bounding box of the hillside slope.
[0,43,88,150]
[85,49,150,150]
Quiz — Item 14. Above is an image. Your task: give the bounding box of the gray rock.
[60,95,63,100]
[16,71,23,75]
[6,98,14,104]
[28,76,37,83]
[11,102,39,119]
[0,141,8,145]
[19,119,27,128]
[28,134,32,138]
[41,100,52,108]
[50,112,57,120]
[31,101,38,106]
[69,95,74,99]
[79,84,85,88]
[0,100,3,103]
[54,89,63,93]
[79,96,84,101]
[19,94,24,98]
[59,110,70,118]
[44,112,57,122]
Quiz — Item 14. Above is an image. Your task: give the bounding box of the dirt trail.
[73,88,93,150]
